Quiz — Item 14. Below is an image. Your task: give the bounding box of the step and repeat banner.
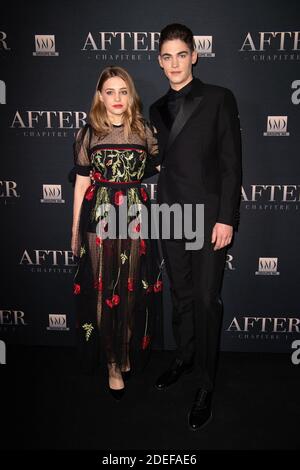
[1,0,299,353]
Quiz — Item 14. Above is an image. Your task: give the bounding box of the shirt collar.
[167,78,194,100]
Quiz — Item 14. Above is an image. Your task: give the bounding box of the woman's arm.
[71,174,91,255]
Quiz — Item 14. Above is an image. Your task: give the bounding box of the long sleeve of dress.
[74,124,92,176]
[143,122,161,179]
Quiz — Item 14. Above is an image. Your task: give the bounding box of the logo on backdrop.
[82,31,160,61]
[194,36,215,57]
[239,31,300,61]
[255,257,280,276]
[242,184,300,212]
[33,35,59,56]
[0,310,27,332]
[291,80,300,104]
[0,180,20,203]
[47,314,69,331]
[142,183,157,201]
[226,315,300,342]
[81,32,214,61]
[263,116,290,136]
[10,110,87,137]
[0,80,5,104]
[19,250,77,273]
[0,31,11,51]
[41,185,65,203]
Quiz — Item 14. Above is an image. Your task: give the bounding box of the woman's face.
[98,76,129,121]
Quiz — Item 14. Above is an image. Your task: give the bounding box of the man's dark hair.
[159,23,195,53]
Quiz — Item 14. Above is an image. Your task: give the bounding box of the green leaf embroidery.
[80,246,86,257]
[120,251,128,265]
[82,323,94,341]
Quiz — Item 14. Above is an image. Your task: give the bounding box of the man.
[149,24,242,431]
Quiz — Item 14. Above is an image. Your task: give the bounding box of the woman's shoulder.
[76,122,91,138]
[143,118,157,136]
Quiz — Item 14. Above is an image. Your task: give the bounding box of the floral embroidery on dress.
[73,123,162,370]
[82,323,94,341]
[91,148,146,182]
[80,246,86,257]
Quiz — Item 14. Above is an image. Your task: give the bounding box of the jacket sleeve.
[216,89,242,230]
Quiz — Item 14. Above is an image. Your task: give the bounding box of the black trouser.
[161,235,227,391]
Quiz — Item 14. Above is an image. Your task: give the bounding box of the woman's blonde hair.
[89,66,146,141]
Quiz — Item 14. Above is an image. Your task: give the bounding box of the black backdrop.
[1,0,300,353]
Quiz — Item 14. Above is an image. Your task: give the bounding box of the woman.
[71,66,162,400]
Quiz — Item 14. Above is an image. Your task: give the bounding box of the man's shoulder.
[150,93,168,111]
[202,82,235,101]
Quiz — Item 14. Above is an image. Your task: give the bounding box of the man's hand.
[211,222,233,251]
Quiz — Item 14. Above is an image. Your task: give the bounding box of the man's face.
[158,39,197,90]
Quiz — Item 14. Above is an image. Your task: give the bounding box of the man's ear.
[158,55,163,69]
[191,50,198,65]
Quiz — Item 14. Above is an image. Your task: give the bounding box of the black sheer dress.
[72,122,163,373]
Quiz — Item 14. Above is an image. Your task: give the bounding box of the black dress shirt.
[167,78,194,123]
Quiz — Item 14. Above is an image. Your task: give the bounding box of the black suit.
[150,78,242,391]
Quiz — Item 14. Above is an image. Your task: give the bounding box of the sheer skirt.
[73,184,162,373]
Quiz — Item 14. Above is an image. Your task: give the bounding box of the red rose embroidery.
[105,294,120,308]
[140,187,148,202]
[96,236,102,246]
[112,294,120,305]
[146,285,153,294]
[85,185,95,201]
[98,277,103,292]
[134,223,141,233]
[73,283,81,295]
[92,171,102,182]
[128,278,134,292]
[139,239,146,255]
[153,280,163,293]
[114,191,124,206]
[105,299,113,308]
[141,335,150,350]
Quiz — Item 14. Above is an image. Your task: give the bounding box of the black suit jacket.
[149,78,242,231]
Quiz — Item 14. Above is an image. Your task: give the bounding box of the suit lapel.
[166,95,203,151]
[154,78,205,158]
[157,98,173,131]
[155,96,171,159]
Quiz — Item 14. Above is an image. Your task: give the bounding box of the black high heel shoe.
[109,387,125,401]
[122,370,131,381]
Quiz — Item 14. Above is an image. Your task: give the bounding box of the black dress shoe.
[188,388,213,431]
[155,359,193,390]
[109,387,125,401]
